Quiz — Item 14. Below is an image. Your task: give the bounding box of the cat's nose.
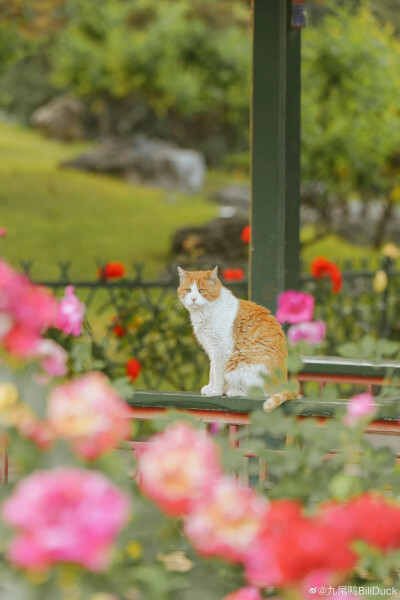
[191,297,196,303]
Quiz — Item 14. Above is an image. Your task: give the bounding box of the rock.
[30,96,85,141]
[212,184,250,215]
[171,216,248,263]
[61,135,206,193]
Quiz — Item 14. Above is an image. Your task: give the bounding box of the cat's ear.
[208,266,218,282]
[177,267,187,284]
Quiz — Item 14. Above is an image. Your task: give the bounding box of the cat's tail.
[263,389,299,413]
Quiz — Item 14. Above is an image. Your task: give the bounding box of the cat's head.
[177,266,222,311]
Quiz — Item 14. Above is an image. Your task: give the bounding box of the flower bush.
[1,258,400,599]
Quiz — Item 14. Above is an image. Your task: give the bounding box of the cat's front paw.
[226,388,246,398]
[201,384,223,397]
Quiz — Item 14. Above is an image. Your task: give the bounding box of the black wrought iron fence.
[17,256,400,391]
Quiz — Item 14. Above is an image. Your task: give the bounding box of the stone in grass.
[60,135,206,193]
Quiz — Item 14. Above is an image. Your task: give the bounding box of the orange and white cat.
[177,266,298,412]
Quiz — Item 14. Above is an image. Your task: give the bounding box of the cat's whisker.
[170,300,185,314]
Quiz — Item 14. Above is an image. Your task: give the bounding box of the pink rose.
[137,422,221,517]
[302,570,334,599]
[2,467,130,572]
[36,339,68,377]
[184,479,268,562]
[223,587,263,600]
[47,372,132,460]
[276,291,314,324]
[0,260,57,357]
[55,286,85,337]
[287,321,326,345]
[344,393,376,426]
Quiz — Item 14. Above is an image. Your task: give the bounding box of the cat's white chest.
[189,288,239,358]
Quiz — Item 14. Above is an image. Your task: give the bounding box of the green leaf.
[287,354,304,374]
[377,339,400,357]
[337,342,359,358]
[360,335,377,358]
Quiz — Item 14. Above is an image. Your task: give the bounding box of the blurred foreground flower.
[97,262,126,280]
[0,382,18,410]
[0,227,7,237]
[47,372,132,460]
[137,422,221,517]
[245,500,356,587]
[0,388,54,450]
[0,260,57,357]
[36,339,68,377]
[184,479,268,562]
[287,320,326,345]
[2,467,130,572]
[126,358,142,382]
[322,493,400,552]
[55,285,85,336]
[276,290,314,324]
[302,570,334,600]
[311,257,343,293]
[344,393,376,427]
[157,550,193,573]
[223,587,263,600]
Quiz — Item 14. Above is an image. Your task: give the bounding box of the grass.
[301,227,381,270]
[0,121,218,279]
[0,120,381,281]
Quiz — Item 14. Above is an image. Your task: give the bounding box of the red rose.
[321,493,400,552]
[221,268,245,282]
[97,262,126,280]
[245,499,356,588]
[113,325,126,338]
[126,358,142,382]
[241,225,250,244]
[310,256,342,294]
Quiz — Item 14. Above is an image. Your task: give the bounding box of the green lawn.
[301,228,380,270]
[0,121,218,279]
[0,121,380,281]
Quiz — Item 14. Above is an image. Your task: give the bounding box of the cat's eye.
[185,288,191,292]
[199,289,206,293]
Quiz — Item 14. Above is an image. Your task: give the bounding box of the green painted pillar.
[249,0,301,312]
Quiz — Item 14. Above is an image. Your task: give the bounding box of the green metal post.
[249,0,301,311]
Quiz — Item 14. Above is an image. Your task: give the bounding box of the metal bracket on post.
[249,0,301,312]
[292,0,306,29]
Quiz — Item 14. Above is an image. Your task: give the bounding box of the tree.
[302,3,400,247]
[0,0,66,72]
[48,0,251,160]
